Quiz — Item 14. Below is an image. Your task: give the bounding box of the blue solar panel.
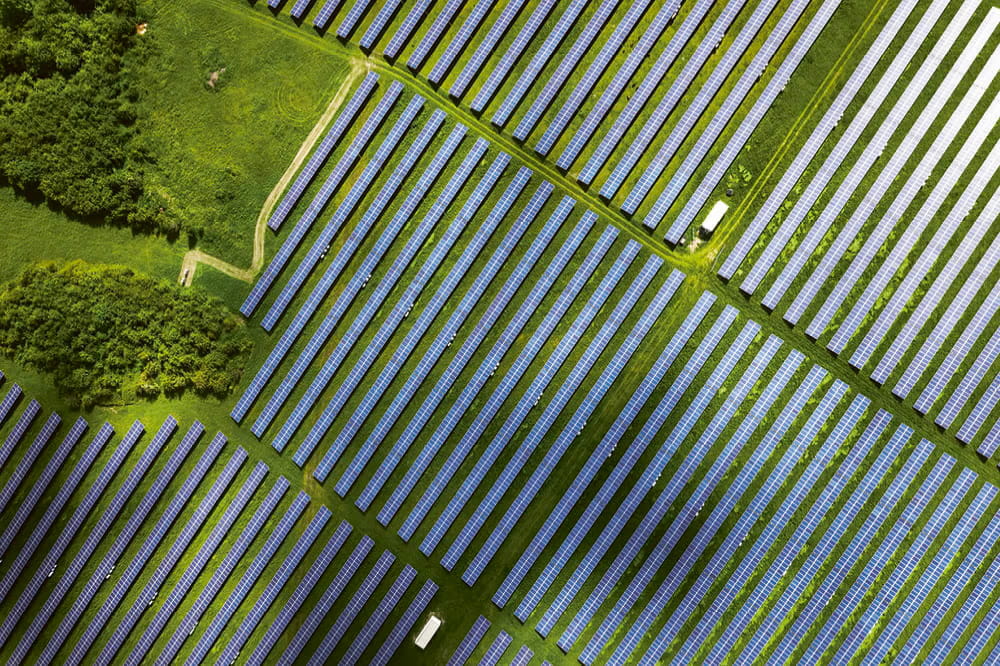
[636,378,846,665]
[0,411,64,515]
[33,419,184,665]
[479,630,512,666]
[123,460,268,664]
[585,355,817,665]
[416,229,626,555]
[406,0,463,69]
[0,398,40,468]
[779,32,993,325]
[462,266,684,584]
[335,172,544,496]
[498,290,715,611]
[556,0,689,171]
[312,0,343,28]
[264,72,378,233]
[158,477,290,664]
[240,76,392,319]
[955,596,1000,664]
[469,0,556,113]
[449,0,527,98]
[261,84,413,332]
[336,0,371,37]
[359,0,399,49]
[232,112,450,425]
[448,616,490,666]
[680,393,870,664]
[733,419,915,665]
[339,563,415,665]
[718,0,924,281]
[490,0,588,127]
[512,0,626,142]
[281,536,374,663]
[383,0,433,58]
[534,318,758,636]
[371,578,438,666]
[939,323,1000,431]
[245,521,353,666]
[364,195,576,520]
[566,339,795,658]
[216,506,330,664]
[186,491,309,664]
[305,154,516,480]
[268,139,489,453]
[65,434,234,666]
[14,419,178,664]
[288,0,314,19]
[510,645,533,666]
[0,383,22,426]
[0,418,151,650]
[427,0,496,85]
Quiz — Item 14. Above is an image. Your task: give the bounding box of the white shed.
[700,200,729,237]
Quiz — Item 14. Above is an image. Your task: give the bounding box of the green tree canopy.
[0,260,252,407]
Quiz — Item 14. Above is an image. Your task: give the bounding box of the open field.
[2,0,1000,663]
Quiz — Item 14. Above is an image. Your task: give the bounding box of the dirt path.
[179,58,367,286]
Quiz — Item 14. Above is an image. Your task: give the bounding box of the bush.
[0,260,252,407]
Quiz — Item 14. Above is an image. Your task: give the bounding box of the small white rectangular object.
[701,200,730,235]
[414,615,442,649]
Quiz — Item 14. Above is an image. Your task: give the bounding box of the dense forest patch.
[0,261,252,407]
[0,0,169,232]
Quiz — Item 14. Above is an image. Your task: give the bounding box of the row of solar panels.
[722,0,1000,458]
[0,403,440,664]
[447,616,552,666]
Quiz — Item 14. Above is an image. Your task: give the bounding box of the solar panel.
[335,171,542,496]
[780,446,949,665]
[635,377,844,664]
[270,139,490,454]
[469,0,556,113]
[783,35,998,327]
[955,597,1000,664]
[0,411,64,515]
[449,0,527,98]
[598,0,776,199]
[556,0,690,171]
[367,198,580,522]
[512,0,625,141]
[461,265,683,584]
[339,563,415,665]
[418,231,629,556]
[371,578,438,666]
[288,0,314,19]
[0,418,153,649]
[583,355,815,664]
[305,154,516,480]
[32,419,183,664]
[510,645,533,666]
[820,83,1000,350]
[447,616,490,666]
[876,186,1000,386]
[280,536,374,663]
[186,491,310,665]
[739,424,920,665]
[499,291,716,612]
[718,0,928,281]
[240,76,391,319]
[479,630,512,666]
[359,0,399,49]
[567,340,796,658]
[391,217,607,538]
[657,0,845,240]
[217,506,330,664]
[963,371,1000,452]
[66,436,234,666]
[682,394,871,664]
[158,477,290,664]
[0,398,40,468]
[245,521,353,666]
[0,383,22,426]
[232,110,449,424]
[406,0,464,70]
[121,460,268,664]
[313,0,343,29]
[490,0,588,127]
[536,315,755,636]
[383,0,433,58]
[336,0,371,37]
[754,8,987,308]
[15,419,180,664]
[0,415,98,564]
[427,0,497,85]
[261,84,413,332]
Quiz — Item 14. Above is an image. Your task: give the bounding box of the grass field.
[2,0,1000,663]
